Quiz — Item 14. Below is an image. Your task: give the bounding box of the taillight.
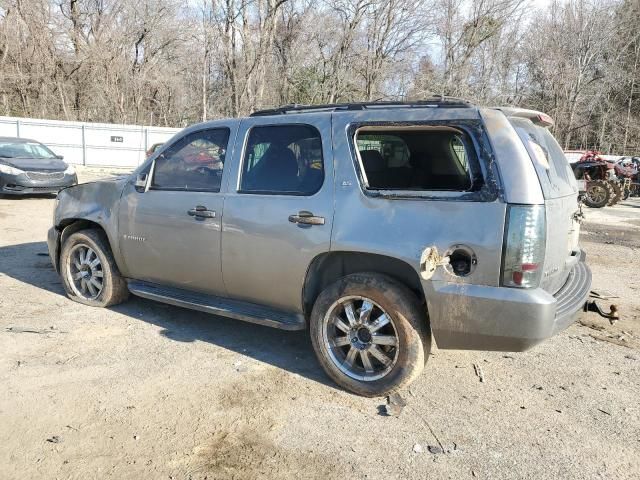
[502,205,546,288]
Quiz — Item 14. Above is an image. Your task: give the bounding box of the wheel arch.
[302,251,426,320]
[55,219,114,272]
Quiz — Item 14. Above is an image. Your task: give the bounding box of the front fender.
[54,178,128,273]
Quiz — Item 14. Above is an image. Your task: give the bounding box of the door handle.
[288,211,325,225]
[188,205,216,218]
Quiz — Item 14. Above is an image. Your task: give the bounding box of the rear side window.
[240,124,324,195]
[510,118,577,199]
[355,128,473,191]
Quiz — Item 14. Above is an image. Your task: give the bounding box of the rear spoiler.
[492,107,554,127]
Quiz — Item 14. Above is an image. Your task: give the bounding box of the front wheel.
[310,273,430,397]
[60,229,129,307]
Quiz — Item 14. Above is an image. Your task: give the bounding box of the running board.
[127,280,306,331]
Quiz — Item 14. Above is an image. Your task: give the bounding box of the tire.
[622,187,630,201]
[607,181,622,206]
[584,180,610,208]
[60,229,129,307]
[310,273,430,397]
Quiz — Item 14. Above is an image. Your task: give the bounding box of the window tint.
[240,124,324,195]
[355,129,473,191]
[152,128,229,192]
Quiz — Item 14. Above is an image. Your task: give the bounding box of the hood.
[0,157,68,172]
[59,174,128,194]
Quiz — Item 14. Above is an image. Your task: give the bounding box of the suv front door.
[118,122,237,295]
[221,115,333,312]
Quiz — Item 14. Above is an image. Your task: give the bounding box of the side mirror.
[55,155,64,160]
[134,172,149,192]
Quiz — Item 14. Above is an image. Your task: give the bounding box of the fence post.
[81,124,87,166]
[143,127,149,165]
[16,119,20,137]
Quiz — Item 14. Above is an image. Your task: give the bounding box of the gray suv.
[48,100,591,396]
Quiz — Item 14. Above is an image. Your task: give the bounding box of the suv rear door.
[220,114,333,312]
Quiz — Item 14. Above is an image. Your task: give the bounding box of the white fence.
[0,116,181,168]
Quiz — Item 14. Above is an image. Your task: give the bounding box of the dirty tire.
[607,181,622,206]
[310,273,430,397]
[60,229,129,307]
[584,180,610,208]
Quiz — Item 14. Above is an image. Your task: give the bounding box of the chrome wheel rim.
[66,244,104,300]
[322,296,399,382]
[587,185,607,203]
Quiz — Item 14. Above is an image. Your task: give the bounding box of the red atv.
[613,157,639,199]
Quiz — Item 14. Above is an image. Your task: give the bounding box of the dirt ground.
[1,167,639,480]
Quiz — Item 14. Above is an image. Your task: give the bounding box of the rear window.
[509,118,577,198]
[355,128,474,191]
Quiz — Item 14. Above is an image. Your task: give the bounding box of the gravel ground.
[1,167,639,480]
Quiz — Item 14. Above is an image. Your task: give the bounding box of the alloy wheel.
[322,295,399,381]
[66,244,104,300]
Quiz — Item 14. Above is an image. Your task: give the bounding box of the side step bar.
[127,280,306,331]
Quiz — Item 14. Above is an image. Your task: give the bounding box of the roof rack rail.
[250,97,472,116]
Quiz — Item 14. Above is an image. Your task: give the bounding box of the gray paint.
[478,108,545,205]
[220,113,334,311]
[49,105,591,352]
[116,120,241,295]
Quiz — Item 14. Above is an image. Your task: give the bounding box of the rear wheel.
[60,229,129,307]
[584,180,610,208]
[310,273,430,397]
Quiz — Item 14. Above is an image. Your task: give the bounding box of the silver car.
[47,100,592,396]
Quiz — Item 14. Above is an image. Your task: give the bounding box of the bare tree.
[0,0,637,153]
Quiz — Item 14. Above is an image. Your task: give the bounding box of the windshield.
[0,141,57,159]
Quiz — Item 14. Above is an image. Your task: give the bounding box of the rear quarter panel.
[330,109,508,344]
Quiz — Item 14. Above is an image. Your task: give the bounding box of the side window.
[152,128,229,192]
[450,136,468,171]
[240,124,324,195]
[355,128,473,191]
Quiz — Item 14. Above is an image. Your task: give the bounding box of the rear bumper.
[1,172,77,195]
[427,256,592,351]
